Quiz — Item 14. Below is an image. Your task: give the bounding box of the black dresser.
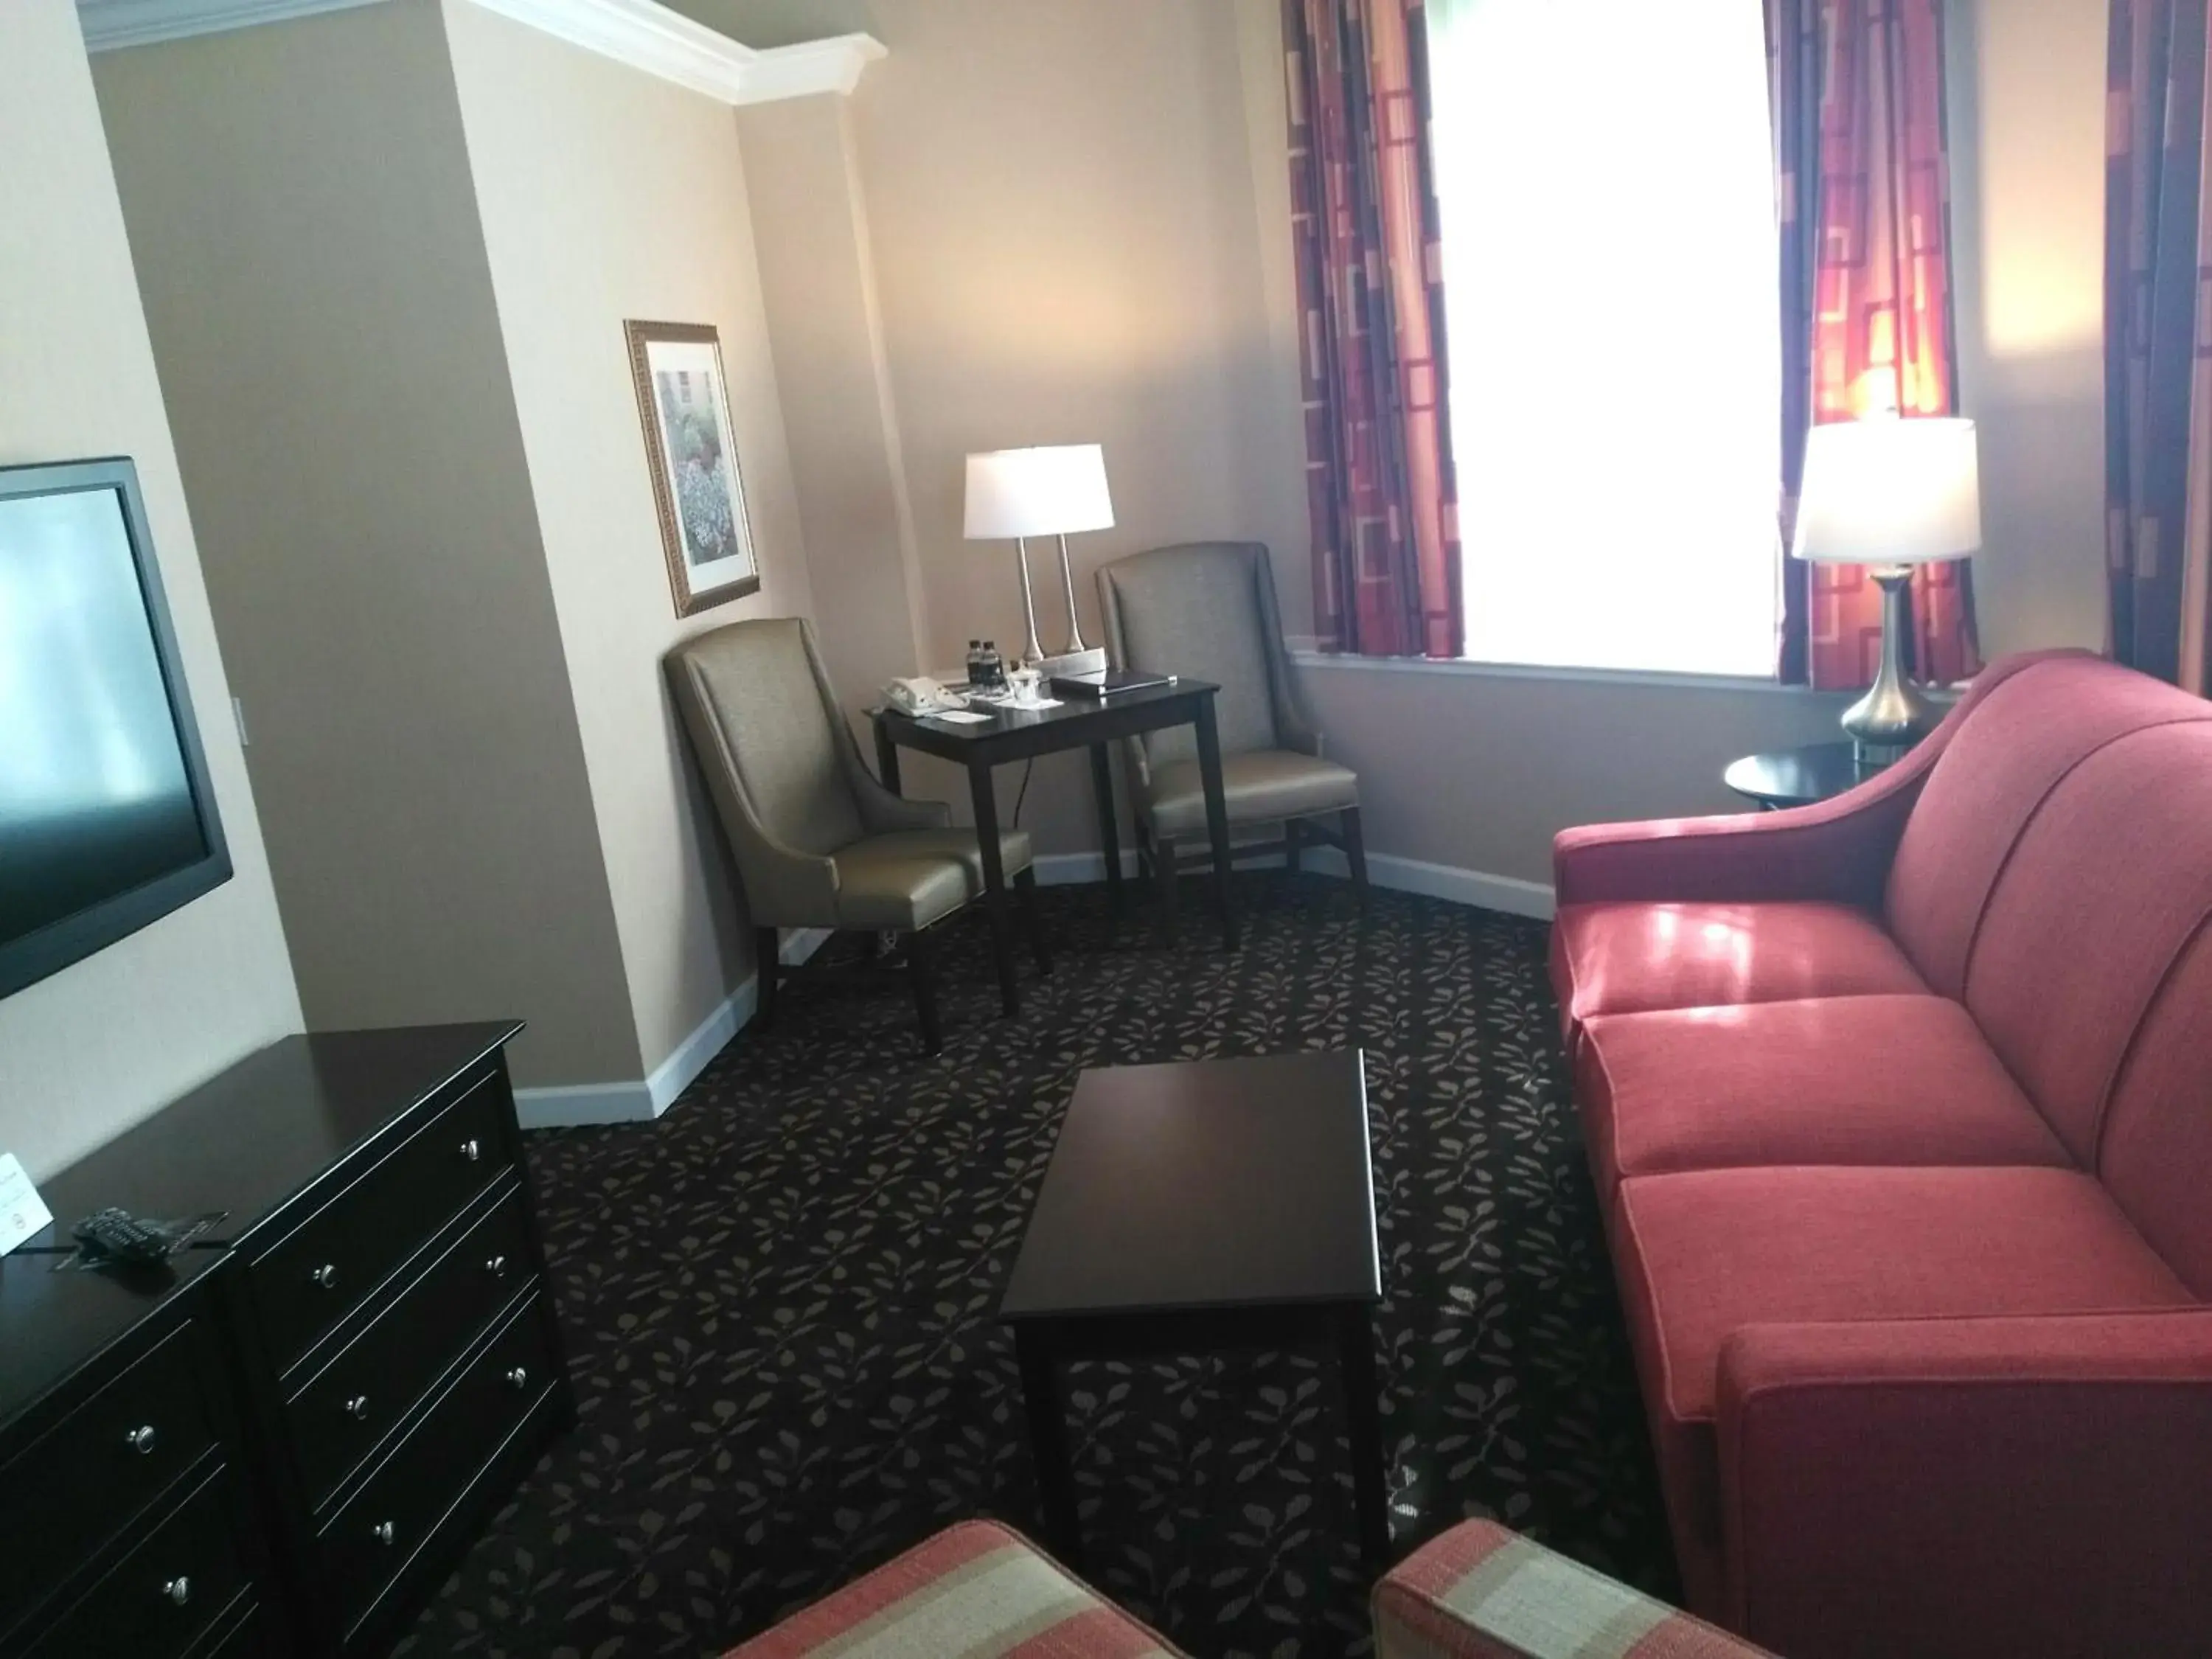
[0,1250,275,1658]
[6,1023,571,1657]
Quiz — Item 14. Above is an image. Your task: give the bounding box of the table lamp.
[962,445,1114,675]
[1790,416,1980,759]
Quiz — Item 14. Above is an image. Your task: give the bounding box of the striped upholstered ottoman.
[726,1520,1188,1657]
[726,1516,1773,1658]
[1372,1521,1774,1658]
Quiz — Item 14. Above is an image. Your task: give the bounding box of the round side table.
[1724,740,1888,810]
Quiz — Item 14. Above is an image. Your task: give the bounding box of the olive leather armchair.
[1096,541,1365,911]
[667,616,1046,1054]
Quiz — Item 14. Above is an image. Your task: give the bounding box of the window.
[1427,0,1782,676]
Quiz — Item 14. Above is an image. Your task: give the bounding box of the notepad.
[0,1154,52,1258]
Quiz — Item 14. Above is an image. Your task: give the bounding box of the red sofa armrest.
[1717,1310,2212,1658]
[1551,651,2082,909]
[1374,1519,1775,1658]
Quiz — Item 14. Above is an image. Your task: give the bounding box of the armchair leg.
[755,926,780,1025]
[1342,807,1370,907]
[907,925,944,1055]
[1015,867,1053,975]
[1284,818,1302,873]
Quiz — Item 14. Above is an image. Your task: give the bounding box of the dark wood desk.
[871,681,1240,1009]
[1000,1051,1386,1574]
[1723,740,1890,810]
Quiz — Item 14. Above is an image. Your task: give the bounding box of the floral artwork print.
[626,321,761,616]
[656,368,739,567]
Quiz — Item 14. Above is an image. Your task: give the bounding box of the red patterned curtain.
[1770,0,1981,686]
[2107,0,2212,692]
[1284,0,1463,658]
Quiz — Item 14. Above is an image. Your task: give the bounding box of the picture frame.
[625,319,761,616]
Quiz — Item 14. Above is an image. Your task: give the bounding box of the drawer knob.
[346,1394,371,1421]
[163,1576,192,1607]
[484,1253,508,1277]
[310,1262,340,1291]
[504,1365,529,1391]
[461,1138,482,1163]
[372,1520,395,1546]
[126,1424,158,1455]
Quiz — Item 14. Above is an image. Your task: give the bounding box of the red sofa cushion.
[1612,1166,2193,1573]
[1550,902,1925,1029]
[1576,995,2068,1199]
[1963,721,2212,1165]
[1883,657,2212,998]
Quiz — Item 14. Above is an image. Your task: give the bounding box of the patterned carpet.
[394,873,1672,1659]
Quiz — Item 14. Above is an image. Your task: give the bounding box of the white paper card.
[925,709,992,725]
[0,1153,53,1257]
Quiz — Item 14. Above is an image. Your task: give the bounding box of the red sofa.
[1551,650,2212,1659]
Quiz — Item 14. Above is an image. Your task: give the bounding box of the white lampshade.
[1791,417,1981,566]
[963,445,1114,540]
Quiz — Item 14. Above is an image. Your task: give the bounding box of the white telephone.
[883,675,965,716]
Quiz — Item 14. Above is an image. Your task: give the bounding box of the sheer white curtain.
[1426,0,1782,676]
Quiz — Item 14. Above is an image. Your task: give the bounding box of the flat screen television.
[0,456,232,999]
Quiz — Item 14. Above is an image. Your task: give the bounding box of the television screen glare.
[0,459,229,996]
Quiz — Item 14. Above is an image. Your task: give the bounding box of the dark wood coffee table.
[1000,1051,1387,1573]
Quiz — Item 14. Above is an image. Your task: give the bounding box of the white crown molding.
[77,0,886,109]
[731,31,886,102]
[77,0,386,52]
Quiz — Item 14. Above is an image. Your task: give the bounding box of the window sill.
[1285,643,1833,696]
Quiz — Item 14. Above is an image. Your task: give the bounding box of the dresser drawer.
[25,1464,251,1659]
[254,1071,509,1374]
[201,1604,274,1659]
[289,1189,533,1511]
[0,1321,218,1635]
[320,1295,556,1642]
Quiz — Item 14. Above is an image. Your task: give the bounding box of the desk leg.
[1015,1324,1082,1571]
[873,717,903,793]
[968,761,1020,1018]
[1088,742,1123,914]
[1337,1304,1391,1575]
[1193,698,1239,950]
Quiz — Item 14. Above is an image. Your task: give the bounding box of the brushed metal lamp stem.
[1054,533,1088,653]
[1012,535,1044,666]
[1841,565,1940,762]
[1037,532,1108,678]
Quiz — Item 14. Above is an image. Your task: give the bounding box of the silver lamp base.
[1841,566,1941,763]
[1035,645,1107,679]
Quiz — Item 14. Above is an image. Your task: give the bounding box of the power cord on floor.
[1013,758,1034,827]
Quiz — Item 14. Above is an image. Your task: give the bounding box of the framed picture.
[625,320,761,616]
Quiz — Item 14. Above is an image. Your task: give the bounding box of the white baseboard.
[1032,846,1554,919]
[510,1077,658,1130]
[513,925,832,1129]
[1034,849,1140,885]
[1302,848,1556,919]
[514,849,1556,1132]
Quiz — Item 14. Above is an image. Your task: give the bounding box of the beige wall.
[0,0,301,1178]
[1303,667,1854,886]
[94,0,643,1090]
[1947,0,2109,656]
[443,0,816,1071]
[734,94,930,711]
